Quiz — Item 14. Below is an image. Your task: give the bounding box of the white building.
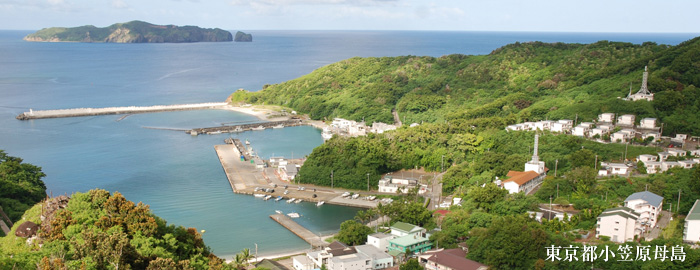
[598,113,615,123]
[668,148,687,157]
[534,120,554,131]
[662,161,682,172]
[598,124,614,132]
[573,125,589,137]
[617,114,636,126]
[639,118,657,129]
[366,233,393,252]
[390,222,425,238]
[503,135,546,194]
[679,160,698,169]
[377,177,419,194]
[624,191,663,229]
[596,207,641,243]
[354,245,394,270]
[580,122,595,128]
[684,199,700,243]
[280,164,299,181]
[690,149,700,157]
[611,131,628,143]
[327,252,372,270]
[601,162,631,175]
[658,152,671,161]
[642,131,660,141]
[370,123,397,134]
[643,161,662,174]
[638,154,658,162]
[590,128,607,139]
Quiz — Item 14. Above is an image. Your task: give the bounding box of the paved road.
[645,210,672,240]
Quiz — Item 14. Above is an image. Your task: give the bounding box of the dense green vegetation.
[0,189,234,269]
[24,20,232,43]
[234,31,252,42]
[0,150,46,224]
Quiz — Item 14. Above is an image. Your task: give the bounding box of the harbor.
[15,102,228,120]
[187,119,305,135]
[270,214,329,248]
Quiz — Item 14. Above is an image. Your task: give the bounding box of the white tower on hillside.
[525,134,546,174]
[626,66,654,101]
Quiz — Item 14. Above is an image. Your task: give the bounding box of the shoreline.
[222,104,294,122]
[222,248,311,263]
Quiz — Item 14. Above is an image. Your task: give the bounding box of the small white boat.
[245,139,250,145]
[295,199,303,204]
[341,192,351,197]
[287,212,300,218]
[317,201,325,206]
[254,194,265,198]
[286,198,296,203]
[275,196,283,202]
[207,131,222,135]
[273,124,284,129]
[351,194,360,199]
[284,190,290,195]
[251,125,265,131]
[263,195,272,200]
[275,210,283,214]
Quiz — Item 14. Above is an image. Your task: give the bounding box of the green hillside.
[24,21,232,43]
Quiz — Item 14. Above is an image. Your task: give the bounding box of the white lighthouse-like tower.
[626,66,654,101]
[525,134,546,174]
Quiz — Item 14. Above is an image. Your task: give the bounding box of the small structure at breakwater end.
[187,119,304,135]
[16,102,228,120]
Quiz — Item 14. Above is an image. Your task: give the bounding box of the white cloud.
[231,0,397,6]
[112,0,128,9]
[47,0,64,5]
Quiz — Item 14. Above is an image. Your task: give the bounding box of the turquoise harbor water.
[0,30,697,257]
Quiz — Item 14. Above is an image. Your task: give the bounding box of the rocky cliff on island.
[23,21,233,43]
[234,31,253,42]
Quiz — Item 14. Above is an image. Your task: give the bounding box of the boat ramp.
[270,213,328,248]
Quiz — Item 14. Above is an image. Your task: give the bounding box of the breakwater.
[16,102,228,120]
[187,119,304,135]
[270,214,329,248]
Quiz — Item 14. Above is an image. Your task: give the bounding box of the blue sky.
[2,0,699,32]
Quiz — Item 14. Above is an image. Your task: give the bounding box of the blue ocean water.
[0,30,697,257]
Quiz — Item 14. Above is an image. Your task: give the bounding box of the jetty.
[187,119,304,135]
[270,213,328,248]
[16,102,228,120]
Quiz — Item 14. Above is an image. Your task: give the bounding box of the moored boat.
[286,198,296,203]
[273,124,284,129]
[316,201,325,206]
[275,210,283,214]
[251,125,265,131]
[263,195,272,200]
[287,212,300,218]
[254,194,265,198]
[295,199,303,203]
[275,196,283,202]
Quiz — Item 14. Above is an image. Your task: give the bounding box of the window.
[614,228,619,231]
[615,221,619,224]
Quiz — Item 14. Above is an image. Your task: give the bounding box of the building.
[367,232,393,252]
[503,135,547,194]
[690,149,700,157]
[678,160,698,169]
[684,200,700,243]
[641,131,661,141]
[643,161,662,174]
[600,162,631,176]
[625,66,654,101]
[611,131,628,143]
[658,152,671,161]
[596,207,641,243]
[638,154,658,162]
[534,120,554,131]
[370,123,397,134]
[580,122,595,128]
[293,255,316,270]
[639,118,657,129]
[378,177,419,194]
[424,249,487,270]
[598,113,615,123]
[668,148,687,157]
[662,161,682,172]
[355,244,394,270]
[390,222,425,237]
[624,191,663,229]
[387,234,432,257]
[590,127,607,138]
[280,164,299,181]
[573,125,589,137]
[617,115,636,126]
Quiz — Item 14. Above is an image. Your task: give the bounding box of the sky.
[1,0,699,32]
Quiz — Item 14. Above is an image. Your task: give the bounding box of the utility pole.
[624,143,629,161]
[441,155,445,173]
[678,189,682,213]
[595,155,598,170]
[331,170,334,189]
[367,173,370,191]
[555,159,559,177]
[556,184,559,198]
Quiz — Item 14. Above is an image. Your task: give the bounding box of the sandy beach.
[223,104,293,122]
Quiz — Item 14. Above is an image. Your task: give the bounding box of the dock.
[270,214,328,248]
[16,102,228,120]
[187,119,304,135]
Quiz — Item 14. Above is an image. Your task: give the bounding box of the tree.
[569,149,596,169]
[0,150,47,222]
[336,220,373,246]
[565,166,597,193]
[467,183,507,211]
[399,258,422,270]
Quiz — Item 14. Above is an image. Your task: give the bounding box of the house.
[624,191,663,229]
[370,123,397,134]
[522,122,536,131]
[253,157,266,170]
[675,134,689,141]
[303,241,359,270]
[638,154,658,162]
[590,128,607,138]
[503,135,547,194]
[580,122,595,128]
[390,222,425,238]
[573,125,589,137]
[596,207,641,243]
[550,122,566,133]
[643,161,662,174]
[602,163,631,175]
[387,234,432,257]
[280,164,299,181]
[691,149,700,157]
[355,244,394,270]
[327,252,372,270]
[617,114,636,126]
[293,255,316,270]
[658,152,671,161]
[424,249,488,270]
[269,157,288,168]
[662,161,682,172]
[367,232,393,252]
[684,200,700,243]
[597,124,614,132]
[642,131,660,141]
[668,148,687,157]
[611,131,628,143]
[598,113,615,123]
[678,160,698,169]
[534,120,554,131]
[506,124,523,131]
[332,118,354,130]
[378,177,419,194]
[639,118,657,129]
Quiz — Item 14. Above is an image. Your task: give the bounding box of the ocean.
[0,30,697,257]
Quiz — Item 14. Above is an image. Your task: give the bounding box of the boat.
[295,199,303,204]
[273,124,284,129]
[341,192,351,197]
[284,190,290,195]
[254,194,265,198]
[207,131,222,135]
[351,194,360,199]
[275,196,283,202]
[263,195,272,200]
[275,210,283,214]
[233,127,243,133]
[245,139,250,145]
[287,212,300,218]
[316,201,325,206]
[251,125,265,131]
[286,198,296,203]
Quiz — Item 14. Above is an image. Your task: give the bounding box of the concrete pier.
[270,214,328,248]
[187,119,304,135]
[16,102,228,120]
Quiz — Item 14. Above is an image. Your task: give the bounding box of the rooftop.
[427,249,487,270]
[687,200,700,221]
[391,222,421,233]
[504,170,541,186]
[598,207,640,220]
[369,232,393,239]
[355,244,393,260]
[625,191,663,206]
[389,234,430,246]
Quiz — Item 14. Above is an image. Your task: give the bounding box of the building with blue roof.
[624,191,663,228]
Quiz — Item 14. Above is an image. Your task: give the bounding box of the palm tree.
[241,248,254,267]
[232,253,246,270]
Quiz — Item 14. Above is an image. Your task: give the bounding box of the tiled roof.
[598,207,640,220]
[427,249,487,270]
[391,222,418,233]
[504,170,541,186]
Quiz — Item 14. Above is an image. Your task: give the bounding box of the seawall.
[16,102,228,120]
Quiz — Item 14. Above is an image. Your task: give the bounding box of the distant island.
[23,20,233,43]
[234,31,253,42]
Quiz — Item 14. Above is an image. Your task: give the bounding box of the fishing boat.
[316,201,325,206]
[263,195,272,200]
[341,192,351,197]
[272,124,284,129]
[245,139,250,145]
[254,194,265,198]
[275,196,283,202]
[287,212,300,218]
[295,199,303,204]
[275,210,283,214]
[207,131,222,135]
[286,198,296,203]
[351,194,360,199]
[251,125,265,131]
[233,127,243,133]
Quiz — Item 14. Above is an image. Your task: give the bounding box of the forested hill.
[232,36,700,136]
[24,21,232,43]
